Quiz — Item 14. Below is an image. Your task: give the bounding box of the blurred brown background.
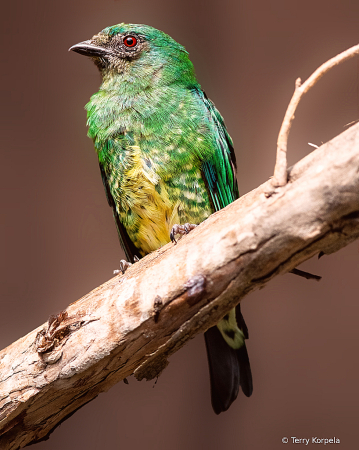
[1,0,359,448]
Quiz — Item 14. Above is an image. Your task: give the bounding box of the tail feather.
[204,325,240,414]
[237,344,253,397]
[204,304,253,414]
[235,304,253,396]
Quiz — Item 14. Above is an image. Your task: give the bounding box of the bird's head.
[70,23,197,88]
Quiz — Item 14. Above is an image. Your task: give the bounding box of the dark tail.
[204,304,253,414]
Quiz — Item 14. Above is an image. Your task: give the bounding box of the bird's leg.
[114,255,140,275]
[170,223,197,244]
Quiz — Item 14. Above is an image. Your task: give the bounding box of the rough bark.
[1,123,359,449]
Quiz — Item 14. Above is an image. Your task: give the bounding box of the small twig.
[290,268,321,281]
[272,43,359,188]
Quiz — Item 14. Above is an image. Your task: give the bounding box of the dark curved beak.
[69,40,111,57]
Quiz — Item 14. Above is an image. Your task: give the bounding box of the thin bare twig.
[272,43,359,188]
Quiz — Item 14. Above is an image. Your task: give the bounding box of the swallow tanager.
[70,23,253,414]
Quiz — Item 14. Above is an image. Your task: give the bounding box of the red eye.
[123,36,137,47]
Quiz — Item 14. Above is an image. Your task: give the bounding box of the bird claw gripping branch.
[170,223,197,244]
[114,255,140,275]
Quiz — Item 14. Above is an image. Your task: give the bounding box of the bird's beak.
[69,40,111,57]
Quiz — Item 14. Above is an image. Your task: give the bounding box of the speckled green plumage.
[85,24,238,256]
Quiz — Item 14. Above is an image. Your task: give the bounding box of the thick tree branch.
[1,123,359,448]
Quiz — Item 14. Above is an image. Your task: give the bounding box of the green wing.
[99,163,140,263]
[196,89,239,211]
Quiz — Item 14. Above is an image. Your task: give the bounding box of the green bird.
[70,23,253,414]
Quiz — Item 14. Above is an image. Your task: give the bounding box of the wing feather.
[99,163,140,263]
[196,89,239,211]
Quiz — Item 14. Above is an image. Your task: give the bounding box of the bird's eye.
[123,36,137,48]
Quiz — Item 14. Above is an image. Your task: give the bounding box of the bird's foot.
[170,223,197,244]
[113,255,140,275]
